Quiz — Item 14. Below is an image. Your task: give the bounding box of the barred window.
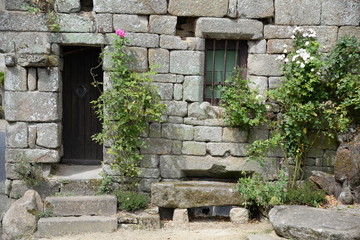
[204,39,248,105]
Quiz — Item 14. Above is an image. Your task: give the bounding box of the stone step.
[44,195,117,216]
[151,181,243,208]
[37,216,118,237]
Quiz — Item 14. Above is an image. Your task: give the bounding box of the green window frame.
[204,39,248,105]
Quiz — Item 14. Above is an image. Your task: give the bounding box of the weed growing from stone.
[13,154,45,188]
[26,0,60,32]
[115,190,148,212]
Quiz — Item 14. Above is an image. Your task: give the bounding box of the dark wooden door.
[62,46,103,165]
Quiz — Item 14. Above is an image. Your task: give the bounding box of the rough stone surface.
[6,149,60,163]
[264,25,295,39]
[59,180,101,196]
[55,0,81,13]
[38,216,118,237]
[275,0,321,25]
[270,205,360,240]
[195,18,263,40]
[5,92,60,122]
[123,47,148,72]
[36,123,61,149]
[248,54,282,76]
[194,126,222,142]
[141,139,173,155]
[152,82,173,100]
[230,207,249,224]
[183,76,203,102]
[4,66,27,91]
[49,33,109,45]
[149,15,177,35]
[168,0,228,17]
[335,142,360,188]
[6,122,28,148]
[309,171,337,196]
[38,67,61,92]
[150,74,178,83]
[174,84,183,101]
[170,51,204,75]
[113,14,148,33]
[57,13,95,32]
[93,0,167,14]
[2,190,43,240]
[322,0,360,26]
[269,77,282,89]
[267,39,293,54]
[160,36,188,50]
[223,128,248,143]
[138,213,161,229]
[248,40,267,54]
[126,33,159,48]
[338,26,360,41]
[185,37,205,51]
[159,155,277,179]
[44,195,117,217]
[162,101,188,117]
[17,54,59,67]
[206,143,248,157]
[0,32,49,54]
[151,181,242,208]
[162,123,194,141]
[0,12,48,32]
[96,14,113,33]
[173,209,189,225]
[149,48,170,73]
[249,76,268,96]
[236,0,274,19]
[139,168,160,179]
[27,68,37,91]
[182,141,206,156]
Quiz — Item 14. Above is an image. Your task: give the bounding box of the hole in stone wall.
[176,17,196,38]
[80,0,93,11]
[188,206,233,221]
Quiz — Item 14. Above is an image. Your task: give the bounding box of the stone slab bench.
[151,181,242,209]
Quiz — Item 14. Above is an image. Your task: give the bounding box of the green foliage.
[237,166,288,209]
[221,69,268,131]
[26,0,60,32]
[0,72,4,86]
[115,190,148,212]
[13,154,45,188]
[92,32,165,189]
[98,172,114,194]
[37,210,53,218]
[285,181,326,207]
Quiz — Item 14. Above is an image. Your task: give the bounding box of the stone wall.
[1,0,359,195]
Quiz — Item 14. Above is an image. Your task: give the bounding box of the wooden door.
[62,46,103,165]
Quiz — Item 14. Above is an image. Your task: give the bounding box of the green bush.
[285,181,326,207]
[115,190,148,212]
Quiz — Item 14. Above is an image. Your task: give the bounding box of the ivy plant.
[92,30,165,190]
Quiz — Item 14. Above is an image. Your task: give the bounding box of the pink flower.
[115,29,126,38]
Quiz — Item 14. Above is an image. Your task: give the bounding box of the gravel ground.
[37,220,275,240]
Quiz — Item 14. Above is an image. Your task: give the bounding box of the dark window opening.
[204,39,248,105]
[176,17,196,38]
[81,0,93,11]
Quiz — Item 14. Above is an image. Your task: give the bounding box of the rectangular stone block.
[113,14,148,33]
[28,68,37,91]
[55,0,80,13]
[338,26,360,41]
[38,67,61,92]
[170,51,204,75]
[195,18,263,40]
[206,143,247,157]
[182,141,206,155]
[17,54,59,67]
[6,149,60,163]
[248,54,282,76]
[168,116,184,124]
[5,92,60,122]
[236,0,274,19]
[248,76,268,96]
[6,122,28,148]
[149,74,178,83]
[57,13,96,32]
[49,33,109,45]
[152,82,173,100]
[174,84,183,101]
[183,76,203,102]
[162,123,194,141]
[139,168,160,178]
[168,0,228,17]
[5,0,28,10]
[248,40,267,54]
[162,101,188,117]
[0,12,48,31]
[141,154,159,168]
[123,47,148,73]
[185,37,205,51]
[38,216,118,237]
[184,117,227,127]
[194,126,222,142]
[160,36,188,50]
[223,128,248,143]
[4,66,27,91]
[322,0,360,26]
[93,0,167,14]
[149,48,170,73]
[267,39,294,54]
[149,15,177,35]
[141,138,172,154]
[264,25,295,39]
[96,14,113,33]
[275,0,321,25]
[269,77,282,89]
[149,123,162,138]
[126,33,159,48]
[44,196,117,216]
[139,178,160,192]
[36,123,61,148]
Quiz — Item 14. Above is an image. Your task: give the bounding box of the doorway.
[62,46,103,165]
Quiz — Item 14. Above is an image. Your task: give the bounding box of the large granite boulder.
[269,205,360,240]
[2,190,43,240]
[151,181,242,208]
[335,141,360,188]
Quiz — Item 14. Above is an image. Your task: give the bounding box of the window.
[204,39,248,105]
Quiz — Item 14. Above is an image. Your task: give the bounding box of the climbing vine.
[222,28,360,188]
[92,30,165,190]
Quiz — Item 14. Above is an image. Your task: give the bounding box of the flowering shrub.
[92,30,165,190]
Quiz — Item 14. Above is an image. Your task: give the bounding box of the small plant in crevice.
[37,210,53,218]
[115,190,148,212]
[26,0,60,32]
[98,172,114,195]
[92,29,165,191]
[13,154,45,188]
[285,181,326,207]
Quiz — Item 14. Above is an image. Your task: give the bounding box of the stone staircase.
[37,195,118,237]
